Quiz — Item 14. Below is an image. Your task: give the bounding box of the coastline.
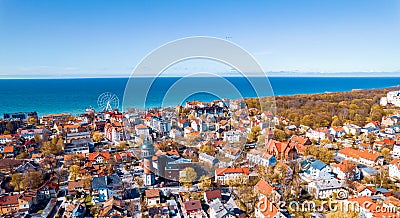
[0,77,400,117]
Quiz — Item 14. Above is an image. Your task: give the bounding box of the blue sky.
[0,0,400,78]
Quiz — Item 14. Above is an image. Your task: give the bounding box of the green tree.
[247,126,261,143]
[92,132,103,143]
[28,118,37,125]
[116,141,128,151]
[331,116,341,126]
[199,143,216,155]
[179,167,197,189]
[6,122,12,132]
[34,134,42,144]
[198,175,212,190]
[22,171,43,189]
[69,165,81,181]
[16,152,29,159]
[41,135,64,155]
[381,148,392,162]
[273,129,286,142]
[10,174,23,192]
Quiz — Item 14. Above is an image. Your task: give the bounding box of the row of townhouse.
[337,147,384,167]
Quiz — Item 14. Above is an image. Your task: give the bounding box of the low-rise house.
[359,167,379,177]
[209,199,235,218]
[337,148,384,167]
[190,118,204,132]
[169,128,182,139]
[383,196,400,210]
[88,152,111,165]
[18,190,37,214]
[65,203,86,218]
[223,130,242,143]
[37,181,59,200]
[177,119,189,129]
[145,189,160,206]
[255,179,281,203]
[114,152,134,163]
[215,167,250,185]
[306,178,347,199]
[20,128,51,140]
[135,124,150,138]
[328,126,346,138]
[2,145,15,157]
[332,160,361,181]
[68,180,85,196]
[0,159,23,174]
[246,148,277,167]
[203,190,222,203]
[303,160,333,181]
[15,161,41,174]
[382,116,398,127]
[182,200,203,217]
[199,152,218,166]
[289,135,312,146]
[0,194,20,215]
[343,124,361,136]
[351,182,375,196]
[64,138,92,154]
[0,134,13,144]
[104,122,128,142]
[391,143,400,157]
[389,159,400,181]
[265,140,298,161]
[306,127,328,141]
[220,144,242,161]
[91,174,122,202]
[101,196,125,217]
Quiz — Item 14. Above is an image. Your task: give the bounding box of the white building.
[223,130,242,143]
[307,179,347,199]
[0,135,12,144]
[215,168,249,185]
[389,159,400,181]
[391,144,400,158]
[385,90,400,107]
[246,149,277,167]
[304,160,333,181]
[135,124,150,138]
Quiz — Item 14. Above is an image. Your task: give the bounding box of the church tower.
[141,140,155,186]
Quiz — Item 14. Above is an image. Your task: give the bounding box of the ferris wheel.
[97,92,119,111]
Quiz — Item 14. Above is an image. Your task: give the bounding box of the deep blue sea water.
[1,77,400,116]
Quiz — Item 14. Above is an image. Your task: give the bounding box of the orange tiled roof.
[3,146,14,153]
[64,124,80,129]
[255,180,274,196]
[135,124,148,129]
[0,194,20,206]
[145,189,160,198]
[338,148,381,161]
[333,160,357,173]
[215,167,250,176]
[88,152,111,161]
[0,135,12,139]
[384,196,400,208]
